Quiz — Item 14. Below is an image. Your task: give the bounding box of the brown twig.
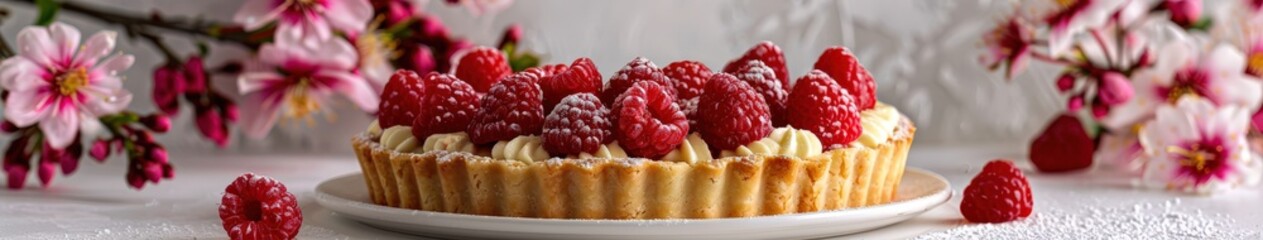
[3,0,257,48]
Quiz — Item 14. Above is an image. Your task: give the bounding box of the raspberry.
[467,72,546,144]
[600,57,675,106]
[542,93,613,156]
[1029,115,1094,172]
[612,81,689,159]
[377,70,424,128]
[787,70,862,149]
[453,46,512,93]
[729,60,789,127]
[697,73,772,152]
[814,46,877,110]
[219,173,302,240]
[663,60,713,100]
[961,160,1034,223]
[723,41,788,91]
[411,73,480,140]
[679,97,701,130]
[541,58,602,113]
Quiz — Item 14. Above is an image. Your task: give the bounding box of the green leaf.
[503,43,541,72]
[34,0,59,26]
[197,42,210,57]
[1188,18,1214,32]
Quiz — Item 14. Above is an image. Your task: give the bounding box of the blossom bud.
[1067,94,1085,112]
[1092,101,1111,119]
[152,64,186,116]
[1097,71,1133,106]
[60,141,82,175]
[183,56,207,93]
[90,139,111,162]
[1056,74,1076,92]
[1167,0,1202,27]
[497,24,522,49]
[148,146,169,165]
[126,172,146,189]
[141,114,172,133]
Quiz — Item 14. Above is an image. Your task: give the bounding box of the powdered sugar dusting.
[915,200,1262,239]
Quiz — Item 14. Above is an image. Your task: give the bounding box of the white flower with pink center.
[1101,42,1263,132]
[0,23,134,149]
[1137,97,1262,194]
[1043,0,1129,56]
[234,0,373,45]
[237,37,379,138]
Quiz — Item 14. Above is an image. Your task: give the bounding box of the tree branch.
[3,0,259,47]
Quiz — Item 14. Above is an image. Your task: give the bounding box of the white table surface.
[2,143,1260,239]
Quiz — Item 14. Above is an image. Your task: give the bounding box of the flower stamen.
[283,77,321,125]
[53,67,89,96]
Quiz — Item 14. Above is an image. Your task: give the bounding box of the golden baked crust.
[352,118,915,219]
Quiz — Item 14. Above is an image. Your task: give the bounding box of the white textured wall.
[0,0,1062,152]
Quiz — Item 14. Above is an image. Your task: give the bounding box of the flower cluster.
[0,0,526,190]
[985,0,1263,194]
[0,23,171,189]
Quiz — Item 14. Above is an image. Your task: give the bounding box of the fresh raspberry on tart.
[961,160,1034,223]
[723,41,789,91]
[377,70,424,128]
[600,57,675,106]
[454,46,512,93]
[542,93,613,156]
[467,72,546,144]
[787,70,862,149]
[219,173,301,240]
[814,46,877,110]
[663,60,713,101]
[612,81,689,159]
[729,60,789,127]
[541,58,602,113]
[696,73,773,152]
[411,72,481,140]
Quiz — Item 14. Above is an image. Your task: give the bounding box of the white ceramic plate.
[314,167,951,240]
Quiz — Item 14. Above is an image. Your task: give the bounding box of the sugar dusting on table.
[915,199,1262,240]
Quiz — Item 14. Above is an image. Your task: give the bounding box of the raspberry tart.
[351,43,916,219]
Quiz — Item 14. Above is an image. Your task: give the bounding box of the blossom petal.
[313,38,359,70]
[239,93,283,139]
[4,90,53,127]
[234,0,285,30]
[237,72,286,94]
[78,85,133,116]
[39,101,81,149]
[1210,75,1263,111]
[93,54,134,77]
[316,71,378,111]
[16,25,58,67]
[1100,70,1162,130]
[1206,44,1247,79]
[49,23,81,65]
[73,31,118,67]
[0,58,47,91]
[324,0,373,34]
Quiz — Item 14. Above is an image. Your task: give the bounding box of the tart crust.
[352,117,915,219]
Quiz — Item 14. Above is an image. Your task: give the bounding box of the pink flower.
[1101,42,1263,132]
[1097,71,1133,106]
[234,0,373,45]
[353,32,395,90]
[237,37,379,138]
[0,23,134,149]
[982,15,1035,79]
[1137,97,1262,194]
[1044,0,1129,56]
[1098,131,1145,171]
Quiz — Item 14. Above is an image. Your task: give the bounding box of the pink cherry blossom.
[1137,97,1262,194]
[353,32,395,90]
[0,23,134,149]
[982,15,1035,79]
[1043,0,1129,56]
[1100,42,1263,132]
[234,0,373,45]
[237,36,379,138]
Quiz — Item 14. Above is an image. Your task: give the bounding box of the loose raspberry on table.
[377,70,424,128]
[729,60,789,127]
[467,72,546,144]
[454,46,512,93]
[543,93,613,156]
[961,160,1034,223]
[723,41,788,91]
[411,73,481,140]
[219,173,302,240]
[1029,114,1094,172]
[600,57,675,106]
[612,81,689,159]
[663,60,713,100]
[787,70,861,149]
[541,58,602,113]
[696,73,772,152]
[814,46,877,110]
